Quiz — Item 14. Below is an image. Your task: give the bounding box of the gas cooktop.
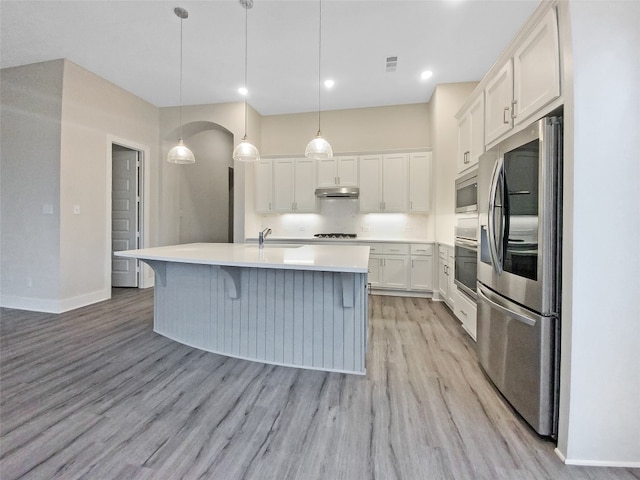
[313,233,358,239]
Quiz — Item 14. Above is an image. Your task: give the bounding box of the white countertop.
[245,236,434,244]
[116,243,370,273]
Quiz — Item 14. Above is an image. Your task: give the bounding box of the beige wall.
[0,60,64,307]
[159,101,262,244]
[0,59,161,312]
[261,103,430,155]
[430,82,478,245]
[59,60,160,305]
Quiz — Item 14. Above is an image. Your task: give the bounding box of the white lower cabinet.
[454,288,477,340]
[438,244,455,309]
[367,255,383,287]
[366,243,433,293]
[409,244,433,291]
[382,255,409,289]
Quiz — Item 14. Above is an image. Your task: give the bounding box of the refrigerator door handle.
[477,284,537,327]
[487,157,504,274]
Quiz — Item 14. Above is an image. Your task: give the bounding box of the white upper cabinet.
[358,155,383,213]
[457,94,485,173]
[272,159,295,212]
[485,61,514,145]
[293,158,317,212]
[484,7,560,145]
[408,152,432,212]
[254,160,273,213]
[512,7,560,125]
[272,158,317,213]
[381,154,408,212]
[316,156,358,187]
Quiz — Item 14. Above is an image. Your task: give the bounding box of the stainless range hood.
[315,186,359,198]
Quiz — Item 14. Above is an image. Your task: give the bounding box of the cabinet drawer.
[364,244,382,254]
[455,289,477,340]
[382,243,410,255]
[411,244,433,256]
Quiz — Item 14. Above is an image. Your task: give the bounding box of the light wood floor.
[1,289,638,480]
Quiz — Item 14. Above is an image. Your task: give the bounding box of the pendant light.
[305,0,333,160]
[233,0,260,162]
[167,7,196,164]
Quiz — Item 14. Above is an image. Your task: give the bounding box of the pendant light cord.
[244,3,248,139]
[317,0,322,136]
[179,15,184,141]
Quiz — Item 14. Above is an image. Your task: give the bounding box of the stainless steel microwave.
[455,170,478,213]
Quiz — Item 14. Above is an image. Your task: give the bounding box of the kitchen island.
[116,243,370,374]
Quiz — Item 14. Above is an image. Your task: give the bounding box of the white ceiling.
[0,0,539,116]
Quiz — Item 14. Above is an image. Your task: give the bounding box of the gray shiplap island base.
[116,243,370,374]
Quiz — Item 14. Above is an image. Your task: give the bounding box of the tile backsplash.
[255,198,431,240]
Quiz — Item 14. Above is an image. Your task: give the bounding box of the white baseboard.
[555,448,640,468]
[1,288,110,314]
[369,289,432,299]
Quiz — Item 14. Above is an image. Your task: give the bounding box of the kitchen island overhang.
[116,243,370,375]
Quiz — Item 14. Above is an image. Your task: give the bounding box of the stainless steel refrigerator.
[477,116,562,437]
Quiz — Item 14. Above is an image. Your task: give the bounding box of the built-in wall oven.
[454,215,478,300]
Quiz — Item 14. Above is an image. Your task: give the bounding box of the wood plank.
[1,289,638,480]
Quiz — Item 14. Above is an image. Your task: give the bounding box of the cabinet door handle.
[337,176,340,184]
[410,201,413,209]
[335,176,338,185]
[460,309,467,316]
[511,100,518,119]
[411,259,415,268]
[503,106,510,125]
[464,151,470,164]
[269,202,271,210]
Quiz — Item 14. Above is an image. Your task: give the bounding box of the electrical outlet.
[73,205,81,215]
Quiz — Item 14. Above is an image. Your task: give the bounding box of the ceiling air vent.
[386,56,398,72]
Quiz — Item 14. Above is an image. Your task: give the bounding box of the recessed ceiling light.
[324,79,335,89]
[421,70,433,80]
[238,87,248,96]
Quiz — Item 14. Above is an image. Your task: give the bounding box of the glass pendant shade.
[233,136,260,162]
[167,139,196,164]
[305,133,333,160]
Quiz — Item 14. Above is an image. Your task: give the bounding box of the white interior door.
[112,148,139,287]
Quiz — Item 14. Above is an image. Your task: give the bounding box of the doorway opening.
[111,144,142,287]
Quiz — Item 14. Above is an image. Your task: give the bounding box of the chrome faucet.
[258,228,272,248]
